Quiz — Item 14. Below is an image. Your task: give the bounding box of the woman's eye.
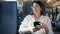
[36,5,40,7]
[36,5,39,7]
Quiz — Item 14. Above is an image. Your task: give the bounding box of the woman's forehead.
[33,3,39,6]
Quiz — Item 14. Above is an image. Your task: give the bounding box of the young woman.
[18,1,53,34]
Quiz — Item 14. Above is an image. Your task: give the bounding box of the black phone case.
[34,22,40,27]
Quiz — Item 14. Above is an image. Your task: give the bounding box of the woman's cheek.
[33,11,36,14]
[33,9,35,13]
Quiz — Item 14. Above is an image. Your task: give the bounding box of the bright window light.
[6,0,17,1]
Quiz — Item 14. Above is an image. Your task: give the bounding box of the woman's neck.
[34,14,41,21]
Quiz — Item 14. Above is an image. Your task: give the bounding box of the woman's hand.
[33,23,49,34]
[33,22,43,32]
[33,25,41,32]
[40,23,49,34]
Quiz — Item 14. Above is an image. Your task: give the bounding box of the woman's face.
[33,3,42,15]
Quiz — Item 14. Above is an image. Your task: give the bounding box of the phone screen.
[34,21,40,27]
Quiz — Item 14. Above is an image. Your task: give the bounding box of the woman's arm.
[18,15,33,33]
[41,23,49,34]
[45,16,53,34]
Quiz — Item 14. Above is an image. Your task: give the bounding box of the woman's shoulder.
[42,15,50,19]
[26,15,32,17]
[45,15,49,18]
[25,15,33,19]
[24,15,33,21]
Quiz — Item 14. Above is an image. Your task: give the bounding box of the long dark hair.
[30,1,45,16]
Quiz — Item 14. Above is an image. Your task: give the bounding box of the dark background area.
[0,1,17,34]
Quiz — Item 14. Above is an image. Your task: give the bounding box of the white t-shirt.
[18,15,53,34]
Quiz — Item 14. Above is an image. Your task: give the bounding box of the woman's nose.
[35,7,36,9]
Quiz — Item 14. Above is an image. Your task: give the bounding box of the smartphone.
[34,21,40,27]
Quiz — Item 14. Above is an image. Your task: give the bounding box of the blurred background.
[0,0,60,34]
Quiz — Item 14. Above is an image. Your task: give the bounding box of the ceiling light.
[47,0,51,3]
